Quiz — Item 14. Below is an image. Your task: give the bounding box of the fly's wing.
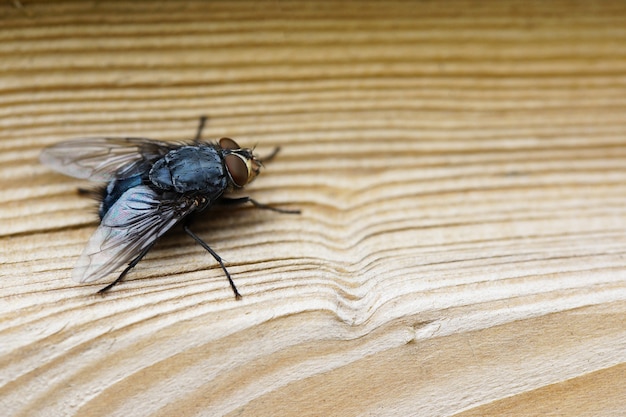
[40,138,177,181]
[72,185,197,283]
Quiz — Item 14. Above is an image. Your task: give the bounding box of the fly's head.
[218,137,263,189]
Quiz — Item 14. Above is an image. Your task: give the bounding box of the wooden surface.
[1,1,626,416]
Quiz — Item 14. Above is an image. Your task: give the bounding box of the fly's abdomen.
[99,174,143,219]
[149,145,228,196]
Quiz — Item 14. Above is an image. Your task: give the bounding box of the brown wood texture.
[1,1,625,416]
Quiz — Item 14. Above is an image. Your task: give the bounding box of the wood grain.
[1,1,625,416]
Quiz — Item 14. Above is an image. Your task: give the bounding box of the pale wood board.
[1,1,625,416]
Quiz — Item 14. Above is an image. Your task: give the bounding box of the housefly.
[40,117,299,298]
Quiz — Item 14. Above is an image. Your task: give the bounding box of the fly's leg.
[98,243,155,293]
[194,115,208,142]
[183,221,242,299]
[77,187,101,199]
[220,196,301,214]
[260,147,280,163]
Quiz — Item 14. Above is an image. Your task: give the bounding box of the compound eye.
[225,154,249,187]
[219,137,240,150]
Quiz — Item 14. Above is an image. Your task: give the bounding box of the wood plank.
[1,1,625,416]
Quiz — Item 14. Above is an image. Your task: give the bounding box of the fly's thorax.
[149,145,228,195]
[148,139,261,197]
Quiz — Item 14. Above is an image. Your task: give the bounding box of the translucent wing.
[40,138,176,181]
[72,185,197,283]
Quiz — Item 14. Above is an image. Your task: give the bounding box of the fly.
[40,116,299,298]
